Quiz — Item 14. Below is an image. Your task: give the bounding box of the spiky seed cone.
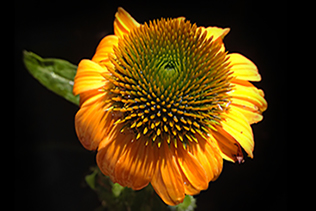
[106,18,233,149]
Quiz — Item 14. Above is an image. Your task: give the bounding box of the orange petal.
[221,108,254,158]
[92,35,118,66]
[114,140,157,190]
[77,88,105,107]
[212,126,244,163]
[114,7,140,39]
[79,89,105,108]
[229,53,261,82]
[75,96,111,150]
[191,135,223,181]
[176,145,208,195]
[96,128,132,181]
[73,59,107,95]
[151,144,185,206]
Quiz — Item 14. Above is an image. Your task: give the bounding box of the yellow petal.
[73,59,107,95]
[231,104,263,124]
[229,53,261,81]
[230,80,267,111]
[114,7,140,39]
[151,144,185,206]
[205,26,230,41]
[92,35,118,66]
[221,108,254,158]
[199,26,230,52]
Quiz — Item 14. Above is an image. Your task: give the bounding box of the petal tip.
[221,27,230,39]
[114,7,140,38]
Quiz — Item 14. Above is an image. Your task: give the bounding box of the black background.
[15,1,287,210]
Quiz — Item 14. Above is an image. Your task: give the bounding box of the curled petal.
[114,7,140,38]
[229,53,261,81]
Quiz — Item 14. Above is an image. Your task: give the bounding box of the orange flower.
[73,7,267,205]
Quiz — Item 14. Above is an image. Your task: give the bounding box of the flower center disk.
[106,18,233,149]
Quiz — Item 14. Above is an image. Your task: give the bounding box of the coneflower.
[73,7,267,205]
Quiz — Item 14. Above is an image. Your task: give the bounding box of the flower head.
[73,7,267,205]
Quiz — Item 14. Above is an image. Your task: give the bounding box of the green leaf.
[112,183,125,197]
[169,195,197,211]
[86,167,174,211]
[23,50,79,105]
[85,168,98,190]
